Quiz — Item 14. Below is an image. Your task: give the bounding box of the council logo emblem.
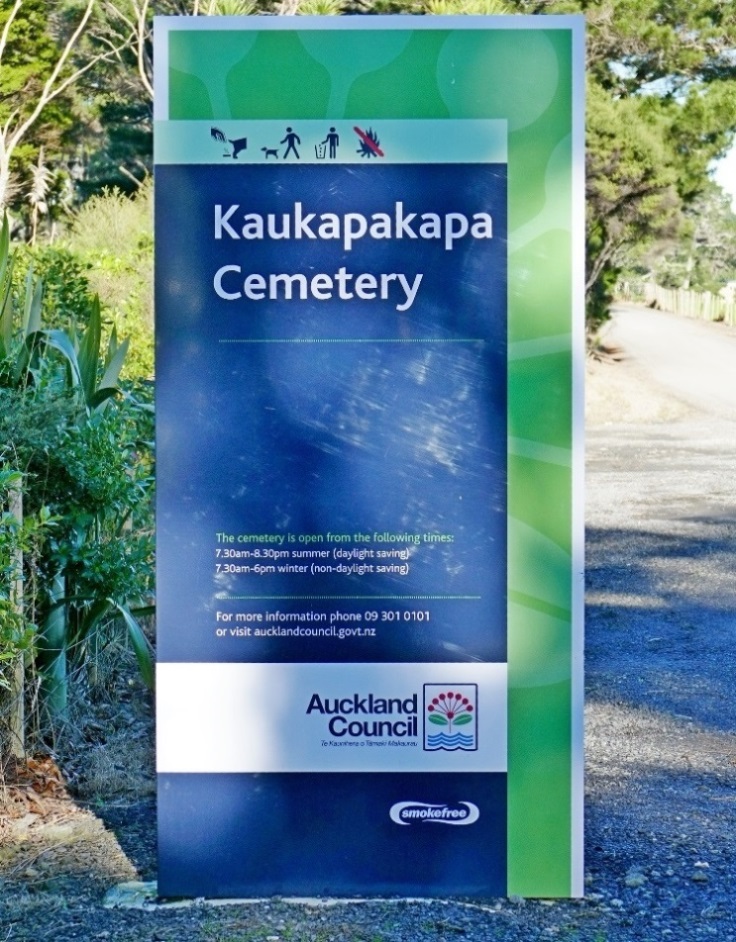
[423,684,478,752]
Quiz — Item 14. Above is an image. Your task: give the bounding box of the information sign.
[154,15,584,899]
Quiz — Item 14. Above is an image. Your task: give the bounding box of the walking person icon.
[281,127,301,159]
[322,127,339,158]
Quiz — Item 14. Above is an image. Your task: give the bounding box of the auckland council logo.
[423,684,478,751]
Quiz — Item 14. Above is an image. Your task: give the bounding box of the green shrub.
[65,182,154,381]
[11,245,96,331]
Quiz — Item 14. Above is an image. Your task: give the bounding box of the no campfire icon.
[353,125,385,158]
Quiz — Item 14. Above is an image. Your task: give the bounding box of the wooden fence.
[618,282,736,327]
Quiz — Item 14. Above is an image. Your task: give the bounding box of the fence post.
[8,483,26,761]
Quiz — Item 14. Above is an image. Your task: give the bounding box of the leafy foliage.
[0,1,78,201]
[0,463,56,765]
[585,81,682,322]
[0,0,127,225]
[626,182,736,294]
[0,217,154,731]
[10,245,96,331]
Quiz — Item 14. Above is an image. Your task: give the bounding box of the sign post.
[154,15,584,899]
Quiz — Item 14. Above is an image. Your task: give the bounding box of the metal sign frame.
[154,14,584,899]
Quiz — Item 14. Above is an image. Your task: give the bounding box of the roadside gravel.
[2,304,735,941]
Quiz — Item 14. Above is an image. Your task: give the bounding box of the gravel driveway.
[582,304,736,942]
[2,303,735,941]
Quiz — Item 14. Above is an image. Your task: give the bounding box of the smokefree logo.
[423,684,478,752]
[390,801,480,826]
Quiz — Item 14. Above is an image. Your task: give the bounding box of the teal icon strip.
[154,119,507,165]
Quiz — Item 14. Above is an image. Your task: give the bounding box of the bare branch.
[135,0,153,100]
[11,55,123,149]
[102,0,153,99]
[4,0,95,154]
[40,0,97,104]
[103,0,136,31]
[118,163,143,187]
[586,241,620,295]
[0,0,23,64]
[2,107,21,140]
[94,31,129,61]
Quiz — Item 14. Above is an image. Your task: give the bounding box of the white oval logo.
[389,801,480,826]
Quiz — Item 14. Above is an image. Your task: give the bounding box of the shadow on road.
[586,518,736,732]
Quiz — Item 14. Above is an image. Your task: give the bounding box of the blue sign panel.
[155,155,508,895]
[156,162,507,665]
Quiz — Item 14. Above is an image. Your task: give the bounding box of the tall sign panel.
[154,15,584,899]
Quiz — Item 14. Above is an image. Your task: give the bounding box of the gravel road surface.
[583,304,736,941]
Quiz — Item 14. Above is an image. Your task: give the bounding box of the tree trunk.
[0,147,11,218]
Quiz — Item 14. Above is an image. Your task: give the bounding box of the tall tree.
[0,0,132,215]
[559,0,736,322]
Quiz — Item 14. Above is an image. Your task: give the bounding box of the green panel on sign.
[298,30,413,116]
[227,33,332,118]
[344,31,451,118]
[507,678,572,897]
[508,454,571,555]
[509,605,572,689]
[436,29,560,127]
[169,67,213,120]
[509,351,572,449]
[510,233,573,343]
[508,516,572,623]
[170,30,259,118]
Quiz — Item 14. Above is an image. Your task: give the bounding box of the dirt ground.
[586,336,691,427]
